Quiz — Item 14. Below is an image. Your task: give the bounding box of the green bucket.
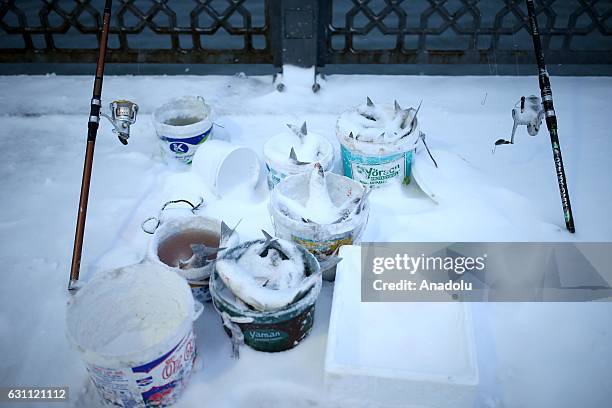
[210,239,322,352]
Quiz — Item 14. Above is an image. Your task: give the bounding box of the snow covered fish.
[216,235,321,312]
[274,164,370,225]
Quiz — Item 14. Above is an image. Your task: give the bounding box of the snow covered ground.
[0,72,611,407]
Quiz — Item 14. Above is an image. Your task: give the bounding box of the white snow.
[66,263,191,358]
[274,166,353,224]
[0,71,611,408]
[336,99,419,144]
[264,125,328,165]
[215,239,321,312]
[325,246,478,408]
[263,125,334,179]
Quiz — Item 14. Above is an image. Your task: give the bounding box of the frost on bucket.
[153,96,213,165]
[336,97,421,188]
[145,211,240,303]
[263,121,334,189]
[66,263,202,407]
[210,234,322,353]
[191,140,261,197]
[269,165,369,280]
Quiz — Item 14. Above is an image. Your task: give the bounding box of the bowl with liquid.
[146,216,240,302]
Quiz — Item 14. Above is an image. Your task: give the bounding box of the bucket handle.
[193,301,204,321]
[141,197,205,234]
[418,132,438,168]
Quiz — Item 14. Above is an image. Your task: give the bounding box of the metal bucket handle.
[418,131,438,168]
[141,197,205,234]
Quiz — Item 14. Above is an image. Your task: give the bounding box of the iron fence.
[0,0,274,64]
[323,0,612,66]
[0,0,611,69]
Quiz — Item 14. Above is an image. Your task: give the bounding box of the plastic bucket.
[145,215,240,303]
[336,107,420,188]
[66,263,203,408]
[191,140,261,197]
[269,172,369,281]
[210,240,322,352]
[153,96,213,165]
[263,131,334,189]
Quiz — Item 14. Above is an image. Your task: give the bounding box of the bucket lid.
[66,262,195,366]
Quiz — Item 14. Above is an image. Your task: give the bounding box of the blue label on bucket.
[341,145,413,187]
[160,127,212,165]
[86,330,197,408]
[266,165,286,190]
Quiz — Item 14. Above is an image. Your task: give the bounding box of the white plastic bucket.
[145,215,240,303]
[66,263,203,407]
[263,130,334,189]
[191,140,261,197]
[269,172,369,281]
[153,96,214,165]
[336,105,420,188]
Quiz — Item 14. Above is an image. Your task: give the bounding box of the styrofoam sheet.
[325,245,479,408]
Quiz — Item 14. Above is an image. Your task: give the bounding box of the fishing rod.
[69,0,139,290]
[525,0,575,233]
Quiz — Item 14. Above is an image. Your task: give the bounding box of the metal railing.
[323,0,612,66]
[0,0,273,64]
[1,0,610,70]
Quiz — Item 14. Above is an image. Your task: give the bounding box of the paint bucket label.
[191,284,212,303]
[86,331,197,407]
[291,233,354,258]
[239,306,315,352]
[266,165,284,189]
[341,145,413,187]
[159,127,212,165]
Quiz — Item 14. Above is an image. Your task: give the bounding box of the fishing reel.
[494,95,544,152]
[100,100,139,145]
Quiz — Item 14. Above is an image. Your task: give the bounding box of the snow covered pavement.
[0,73,611,407]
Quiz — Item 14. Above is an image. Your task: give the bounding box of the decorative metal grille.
[0,0,611,68]
[324,0,612,66]
[0,0,273,64]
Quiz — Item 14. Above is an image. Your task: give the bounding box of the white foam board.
[325,246,479,408]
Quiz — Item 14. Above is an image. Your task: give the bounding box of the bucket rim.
[66,262,199,368]
[263,131,334,174]
[212,145,262,195]
[146,215,240,281]
[210,239,322,319]
[269,172,369,232]
[152,95,214,137]
[336,104,420,153]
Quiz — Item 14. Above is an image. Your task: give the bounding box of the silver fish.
[216,258,322,312]
[289,147,311,165]
[287,121,308,142]
[259,229,286,258]
[178,243,226,269]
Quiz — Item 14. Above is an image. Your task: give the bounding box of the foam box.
[324,246,479,408]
